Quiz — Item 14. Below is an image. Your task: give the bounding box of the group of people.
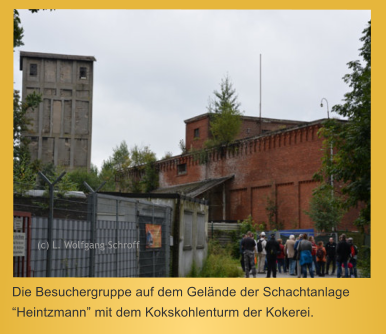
[240,231,359,278]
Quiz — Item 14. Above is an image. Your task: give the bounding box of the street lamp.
[320,98,335,231]
[320,98,330,119]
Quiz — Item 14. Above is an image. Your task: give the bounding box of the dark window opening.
[79,67,87,79]
[194,128,200,138]
[29,64,37,76]
[177,163,187,175]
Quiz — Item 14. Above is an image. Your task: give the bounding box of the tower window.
[79,67,87,79]
[30,64,37,76]
[194,128,200,138]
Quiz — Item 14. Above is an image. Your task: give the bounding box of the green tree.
[13,152,36,196]
[67,165,101,193]
[207,75,241,114]
[128,145,158,192]
[317,21,371,229]
[14,9,47,194]
[206,76,243,146]
[99,142,158,193]
[304,184,345,232]
[99,158,116,191]
[112,141,131,170]
[13,90,42,162]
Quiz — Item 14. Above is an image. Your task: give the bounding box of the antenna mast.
[259,54,262,134]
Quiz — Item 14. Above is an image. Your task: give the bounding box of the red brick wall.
[185,114,304,151]
[251,185,271,225]
[158,123,360,231]
[185,117,210,151]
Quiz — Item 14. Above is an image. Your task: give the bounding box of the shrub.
[193,240,243,278]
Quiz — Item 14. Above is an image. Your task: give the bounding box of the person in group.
[240,234,247,272]
[265,234,280,278]
[249,232,257,274]
[294,234,303,278]
[336,234,352,278]
[325,237,337,275]
[257,232,267,274]
[298,233,314,278]
[241,232,256,278]
[316,241,327,276]
[276,239,286,274]
[348,237,358,278]
[309,236,317,273]
[284,235,296,275]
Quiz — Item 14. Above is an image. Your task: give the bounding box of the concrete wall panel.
[63,101,72,134]
[59,60,72,82]
[42,99,51,134]
[42,137,54,164]
[73,138,88,167]
[75,100,89,135]
[57,138,71,166]
[44,60,56,82]
[52,100,62,134]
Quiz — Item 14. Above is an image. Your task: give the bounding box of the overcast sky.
[13,10,371,170]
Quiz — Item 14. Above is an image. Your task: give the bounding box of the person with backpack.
[257,232,267,274]
[316,241,327,276]
[348,237,358,278]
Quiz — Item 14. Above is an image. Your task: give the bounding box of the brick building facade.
[124,114,359,231]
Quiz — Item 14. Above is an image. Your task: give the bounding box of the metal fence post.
[135,201,140,277]
[152,203,155,277]
[84,181,106,277]
[116,199,119,277]
[38,171,66,277]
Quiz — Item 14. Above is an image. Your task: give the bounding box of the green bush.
[358,246,370,278]
[190,240,243,278]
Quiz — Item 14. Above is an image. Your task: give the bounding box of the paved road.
[243,267,342,278]
[249,271,336,278]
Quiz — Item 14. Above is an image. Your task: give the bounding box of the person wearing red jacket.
[316,241,327,276]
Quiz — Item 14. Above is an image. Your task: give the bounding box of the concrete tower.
[20,51,96,170]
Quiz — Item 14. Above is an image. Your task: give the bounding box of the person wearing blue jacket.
[298,233,314,278]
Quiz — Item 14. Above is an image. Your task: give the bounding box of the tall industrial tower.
[20,51,96,170]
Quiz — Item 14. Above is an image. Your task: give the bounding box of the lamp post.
[320,98,330,119]
[320,98,334,231]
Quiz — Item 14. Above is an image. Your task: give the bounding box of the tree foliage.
[67,165,101,193]
[100,142,158,193]
[13,90,42,162]
[304,185,345,232]
[316,21,371,228]
[206,76,243,147]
